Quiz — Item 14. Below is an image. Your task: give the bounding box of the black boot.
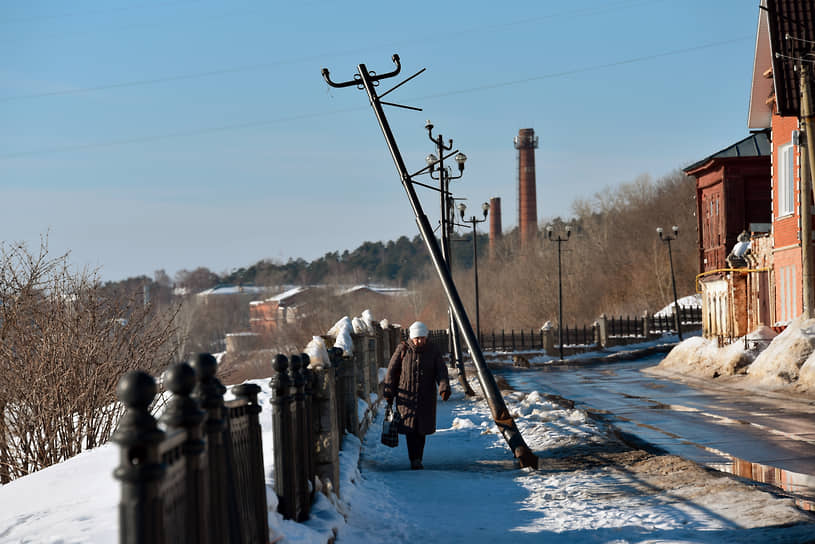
[410,459,424,470]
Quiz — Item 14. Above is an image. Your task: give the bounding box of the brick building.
[748,0,815,324]
[684,132,771,273]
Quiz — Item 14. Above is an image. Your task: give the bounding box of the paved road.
[495,354,815,503]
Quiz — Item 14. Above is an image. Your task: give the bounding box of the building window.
[778,143,795,216]
[778,264,799,323]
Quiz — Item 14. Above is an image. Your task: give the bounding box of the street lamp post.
[657,225,683,341]
[547,225,571,361]
[425,120,473,394]
[458,202,489,342]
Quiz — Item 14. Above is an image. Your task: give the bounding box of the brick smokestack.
[489,196,502,258]
[514,128,539,248]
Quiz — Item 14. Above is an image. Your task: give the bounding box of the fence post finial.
[112,370,164,544]
[190,353,229,542]
[160,362,209,544]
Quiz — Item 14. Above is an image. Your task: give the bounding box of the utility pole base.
[516,447,539,469]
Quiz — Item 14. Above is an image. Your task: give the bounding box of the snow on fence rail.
[112,325,401,544]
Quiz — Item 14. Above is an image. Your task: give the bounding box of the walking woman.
[384,321,451,470]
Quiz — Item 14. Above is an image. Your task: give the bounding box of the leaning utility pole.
[322,54,538,468]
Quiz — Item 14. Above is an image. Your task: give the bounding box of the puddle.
[708,458,815,512]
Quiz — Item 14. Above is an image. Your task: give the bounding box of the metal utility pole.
[458,202,489,342]
[322,55,538,468]
[424,121,474,396]
[657,226,683,341]
[546,225,571,360]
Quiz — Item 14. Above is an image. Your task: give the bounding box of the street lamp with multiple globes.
[547,225,571,361]
[657,225,683,341]
[425,120,472,393]
[458,201,489,342]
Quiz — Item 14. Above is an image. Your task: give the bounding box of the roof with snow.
[339,285,408,297]
[197,284,267,296]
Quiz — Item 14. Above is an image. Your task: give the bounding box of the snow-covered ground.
[2,368,813,543]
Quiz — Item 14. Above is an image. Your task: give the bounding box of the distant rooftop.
[197,284,268,296]
[339,285,408,296]
[683,131,770,173]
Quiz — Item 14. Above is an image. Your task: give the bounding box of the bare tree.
[0,239,178,481]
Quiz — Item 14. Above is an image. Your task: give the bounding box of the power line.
[0,107,367,159]
[0,37,749,160]
[0,0,669,103]
[414,36,752,101]
[0,0,203,25]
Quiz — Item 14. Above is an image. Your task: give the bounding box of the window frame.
[777,143,795,217]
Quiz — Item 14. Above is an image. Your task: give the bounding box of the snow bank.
[748,316,815,389]
[657,335,752,378]
[655,317,815,395]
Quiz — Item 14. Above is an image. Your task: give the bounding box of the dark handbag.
[381,404,401,448]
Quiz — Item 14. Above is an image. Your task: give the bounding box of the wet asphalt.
[494,353,815,504]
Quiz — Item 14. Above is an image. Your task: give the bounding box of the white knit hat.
[409,321,429,339]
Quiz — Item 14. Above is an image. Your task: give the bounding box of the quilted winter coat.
[383,340,450,435]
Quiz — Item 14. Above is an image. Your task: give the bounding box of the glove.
[440,389,451,401]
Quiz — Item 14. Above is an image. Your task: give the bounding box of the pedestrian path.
[331,377,815,544]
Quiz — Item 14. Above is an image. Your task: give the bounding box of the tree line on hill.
[101,167,696,336]
[100,168,697,333]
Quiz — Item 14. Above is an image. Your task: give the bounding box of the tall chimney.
[514,128,539,248]
[489,196,502,258]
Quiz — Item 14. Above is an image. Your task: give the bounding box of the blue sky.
[1,0,759,281]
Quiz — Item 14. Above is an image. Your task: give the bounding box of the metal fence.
[113,325,401,543]
[113,355,268,544]
[434,306,703,355]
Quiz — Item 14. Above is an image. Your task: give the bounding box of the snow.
[2,371,813,543]
[305,336,330,369]
[655,316,815,394]
[265,286,307,303]
[327,316,354,356]
[197,285,267,296]
[655,294,702,317]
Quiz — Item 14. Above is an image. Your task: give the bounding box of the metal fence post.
[300,354,316,502]
[231,381,270,541]
[342,351,359,437]
[190,353,231,543]
[328,348,347,437]
[113,371,164,544]
[270,354,296,520]
[289,354,307,521]
[159,363,208,544]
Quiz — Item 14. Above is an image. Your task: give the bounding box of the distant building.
[683,131,771,273]
[748,0,815,324]
[249,286,310,335]
[695,0,815,342]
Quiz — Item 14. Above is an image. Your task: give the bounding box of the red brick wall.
[772,113,802,323]
[249,300,279,334]
[772,115,801,247]
[774,247,802,323]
